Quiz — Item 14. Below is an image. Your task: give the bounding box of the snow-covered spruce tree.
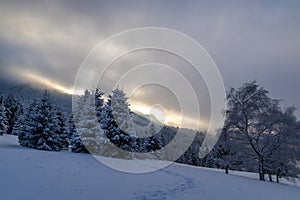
[4,94,23,135]
[100,88,137,158]
[99,94,119,157]
[73,90,105,154]
[138,122,163,159]
[94,87,104,121]
[17,101,35,147]
[54,110,69,150]
[68,116,87,153]
[176,131,203,166]
[11,111,25,136]
[0,96,8,135]
[17,90,63,151]
[94,88,114,155]
[111,88,134,135]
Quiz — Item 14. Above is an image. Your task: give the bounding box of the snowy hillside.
[1,135,300,200]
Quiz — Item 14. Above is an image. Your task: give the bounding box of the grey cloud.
[0,0,300,121]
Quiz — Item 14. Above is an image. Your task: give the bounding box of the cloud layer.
[1,0,300,127]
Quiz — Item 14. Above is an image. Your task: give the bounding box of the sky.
[0,0,300,129]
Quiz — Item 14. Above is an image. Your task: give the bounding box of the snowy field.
[1,135,300,200]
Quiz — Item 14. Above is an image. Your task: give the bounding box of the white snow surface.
[1,135,300,200]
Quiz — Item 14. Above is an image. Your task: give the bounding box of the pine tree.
[17,90,63,151]
[73,90,105,154]
[54,110,69,150]
[0,96,8,135]
[17,101,35,147]
[4,94,23,135]
[111,88,133,135]
[68,116,87,153]
[176,131,203,166]
[95,87,104,120]
[100,88,136,158]
[140,123,162,151]
[11,112,25,136]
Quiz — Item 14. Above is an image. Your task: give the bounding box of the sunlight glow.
[10,68,208,130]
[13,69,75,95]
[130,102,208,130]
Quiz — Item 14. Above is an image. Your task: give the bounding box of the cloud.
[0,0,300,127]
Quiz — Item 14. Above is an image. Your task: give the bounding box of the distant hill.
[0,79,72,114]
[0,79,200,132]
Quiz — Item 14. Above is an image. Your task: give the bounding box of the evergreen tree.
[68,116,87,153]
[0,96,8,135]
[176,132,203,166]
[111,88,133,135]
[4,94,23,134]
[73,90,105,154]
[94,87,104,120]
[138,123,163,156]
[54,110,69,150]
[17,90,63,151]
[17,101,35,147]
[11,112,25,136]
[100,88,136,158]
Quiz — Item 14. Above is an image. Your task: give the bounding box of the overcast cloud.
[0,0,300,128]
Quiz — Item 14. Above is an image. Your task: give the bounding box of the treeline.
[0,94,23,135]
[0,81,299,182]
[0,88,177,159]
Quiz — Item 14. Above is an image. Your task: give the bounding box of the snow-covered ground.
[1,135,300,200]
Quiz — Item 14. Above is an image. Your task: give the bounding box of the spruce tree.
[17,101,35,147]
[54,110,69,150]
[111,88,133,135]
[4,94,23,135]
[68,116,87,153]
[0,96,8,135]
[95,87,104,120]
[73,90,104,154]
[17,90,63,151]
[100,88,137,158]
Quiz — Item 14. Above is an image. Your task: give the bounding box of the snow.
[1,135,300,200]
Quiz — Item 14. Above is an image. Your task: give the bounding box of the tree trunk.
[225,166,229,174]
[259,156,265,181]
[259,172,265,181]
[276,168,280,183]
[268,174,273,182]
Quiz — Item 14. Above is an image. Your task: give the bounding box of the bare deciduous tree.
[224,81,297,181]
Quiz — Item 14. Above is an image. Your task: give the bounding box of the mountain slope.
[0,135,300,200]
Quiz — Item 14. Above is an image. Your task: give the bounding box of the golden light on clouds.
[12,69,75,95]
[130,101,208,130]
[9,69,208,130]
